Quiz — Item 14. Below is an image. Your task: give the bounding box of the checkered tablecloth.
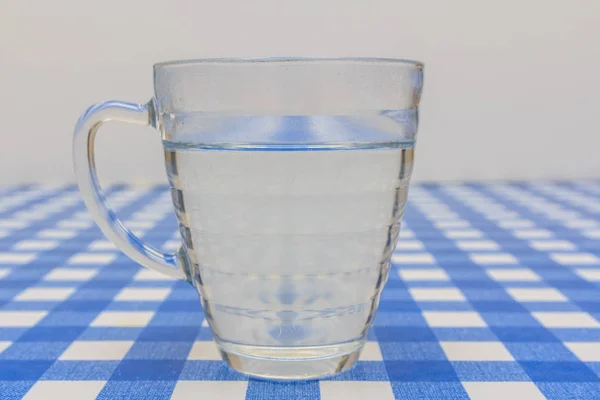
[1,182,600,399]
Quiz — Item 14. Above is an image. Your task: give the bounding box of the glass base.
[217,340,364,381]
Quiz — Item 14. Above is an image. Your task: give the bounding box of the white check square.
[417,204,448,211]
[0,219,28,229]
[513,229,553,239]
[440,341,514,361]
[359,342,383,361]
[13,240,59,251]
[0,311,47,327]
[470,253,518,265]
[392,253,435,264]
[409,288,465,301]
[507,288,567,302]
[551,253,600,265]
[91,311,155,327]
[456,240,500,251]
[87,240,118,251]
[0,341,11,354]
[115,288,171,302]
[60,340,134,360]
[16,288,75,301]
[434,220,471,229]
[529,240,576,251]
[575,269,600,282]
[422,311,487,327]
[583,230,600,239]
[320,382,395,400]
[73,211,92,220]
[486,269,540,282]
[37,229,77,239]
[549,211,581,221]
[485,212,520,221]
[123,220,156,229]
[11,213,47,222]
[132,212,164,221]
[187,341,221,360]
[172,382,248,400]
[68,253,116,265]
[395,240,424,251]
[44,268,98,281]
[0,252,36,264]
[131,229,146,237]
[498,220,534,229]
[426,212,459,221]
[462,382,545,400]
[162,240,181,251]
[532,312,600,328]
[398,230,415,239]
[133,269,177,281]
[444,229,484,239]
[398,269,450,281]
[564,342,600,361]
[23,381,106,400]
[566,219,599,229]
[57,220,93,229]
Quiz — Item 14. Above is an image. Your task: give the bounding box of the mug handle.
[73,100,188,280]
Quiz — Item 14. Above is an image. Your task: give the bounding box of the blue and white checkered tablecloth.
[1,182,600,399]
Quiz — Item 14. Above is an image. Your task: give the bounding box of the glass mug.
[73,58,424,380]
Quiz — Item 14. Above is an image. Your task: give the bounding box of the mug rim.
[153,57,424,69]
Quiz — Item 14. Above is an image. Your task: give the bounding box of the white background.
[1,0,599,184]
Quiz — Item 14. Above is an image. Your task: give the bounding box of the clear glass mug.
[73,58,424,380]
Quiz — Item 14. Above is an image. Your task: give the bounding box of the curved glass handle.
[73,100,188,280]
